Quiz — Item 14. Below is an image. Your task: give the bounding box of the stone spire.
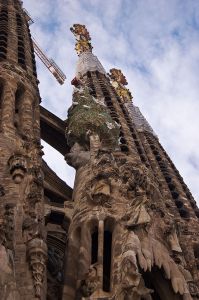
[70,24,106,78]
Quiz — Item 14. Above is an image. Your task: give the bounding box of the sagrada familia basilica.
[0,0,199,299]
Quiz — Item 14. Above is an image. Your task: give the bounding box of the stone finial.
[70,24,93,56]
[108,68,133,103]
[27,238,47,299]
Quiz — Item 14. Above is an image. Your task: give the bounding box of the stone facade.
[0,3,199,300]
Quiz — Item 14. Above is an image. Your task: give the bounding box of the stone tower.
[0,2,199,300]
[0,0,46,299]
[62,25,199,300]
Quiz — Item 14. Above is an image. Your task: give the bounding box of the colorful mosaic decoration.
[66,84,120,149]
[70,24,93,55]
[109,68,133,103]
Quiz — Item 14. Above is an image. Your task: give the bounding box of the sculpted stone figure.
[166,223,182,253]
[90,177,111,206]
[22,216,40,243]
[79,264,99,297]
[118,230,154,300]
[65,142,90,169]
[119,159,152,199]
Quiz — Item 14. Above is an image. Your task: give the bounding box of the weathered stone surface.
[1,4,199,300]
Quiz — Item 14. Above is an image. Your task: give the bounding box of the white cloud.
[23,0,199,203]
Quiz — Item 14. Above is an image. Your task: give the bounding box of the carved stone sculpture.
[79,264,99,297]
[4,203,15,250]
[27,238,47,299]
[165,223,182,253]
[8,153,27,183]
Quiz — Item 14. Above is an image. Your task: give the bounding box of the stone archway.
[142,267,182,300]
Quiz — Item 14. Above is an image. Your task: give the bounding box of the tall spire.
[70,24,106,78]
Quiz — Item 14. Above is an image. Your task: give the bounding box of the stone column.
[7,6,18,63]
[33,102,40,141]
[1,80,17,137]
[77,223,91,281]
[20,90,34,139]
[98,219,104,290]
[63,227,81,300]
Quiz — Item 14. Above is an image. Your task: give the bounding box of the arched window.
[142,267,182,300]
[46,211,70,300]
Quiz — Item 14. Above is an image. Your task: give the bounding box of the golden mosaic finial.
[108,68,133,103]
[70,24,93,56]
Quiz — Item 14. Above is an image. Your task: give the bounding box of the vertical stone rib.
[22,15,34,75]
[33,102,40,140]
[78,224,91,281]
[1,80,17,136]
[20,90,33,138]
[7,6,18,62]
[141,132,172,198]
[98,219,104,290]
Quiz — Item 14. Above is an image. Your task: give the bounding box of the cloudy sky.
[23,0,199,203]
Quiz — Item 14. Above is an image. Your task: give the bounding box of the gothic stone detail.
[27,238,47,299]
[0,6,199,300]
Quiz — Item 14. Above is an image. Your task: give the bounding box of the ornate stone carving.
[79,263,99,297]
[27,238,47,299]
[66,84,119,150]
[108,68,133,103]
[8,153,27,183]
[28,180,42,208]
[119,159,152,198]
[22,216,40,243]
[65,142,90,169]
[4,203,15,250]
[84,152,117,207]
[188,281,199,297]
[125,201,151,229]
[89,177,111,206]
[118,230,154,300]
[70,24,93,56]
[165,222,182,253]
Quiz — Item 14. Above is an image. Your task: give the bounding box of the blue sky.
[23,0,199,203]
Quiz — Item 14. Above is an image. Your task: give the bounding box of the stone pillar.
[98,219,104,290]
[78,223,91,281]
[7,6,18,63]
[63,227,81,300]
[33,102,40,141]
[19,90,34,139]
[1,80,17,136]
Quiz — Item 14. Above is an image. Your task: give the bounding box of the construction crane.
[23,7,66,85]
